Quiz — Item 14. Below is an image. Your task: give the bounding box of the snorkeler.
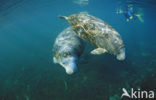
[124,5,134,21]
[116,4,144,22]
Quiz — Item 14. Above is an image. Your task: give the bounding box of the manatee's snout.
[64,62,77,75]
[58,15,68,20]
[116,48,126,61]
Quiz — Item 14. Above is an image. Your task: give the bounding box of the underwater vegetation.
[0,0,156,100]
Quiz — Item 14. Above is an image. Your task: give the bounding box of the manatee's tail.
[116,48,125,61]
[58,15,68,20]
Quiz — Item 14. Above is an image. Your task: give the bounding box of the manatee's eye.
[63,53,67,57]
[63,52,71,57]
[105,34,109,39]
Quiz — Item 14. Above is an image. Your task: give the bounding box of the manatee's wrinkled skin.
[60,13,125,60]
[53,27,84,74]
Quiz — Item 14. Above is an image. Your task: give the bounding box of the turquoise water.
[0,0,156,100]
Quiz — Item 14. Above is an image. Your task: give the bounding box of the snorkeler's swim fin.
[135,8,144,23]
[135,14,144,23]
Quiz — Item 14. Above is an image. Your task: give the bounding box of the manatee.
[53,27,84,75]
[59,13,125,60]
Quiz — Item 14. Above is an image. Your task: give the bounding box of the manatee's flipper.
[53,57,58,63]
[90,48,107,55]
[58,15,68,20]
